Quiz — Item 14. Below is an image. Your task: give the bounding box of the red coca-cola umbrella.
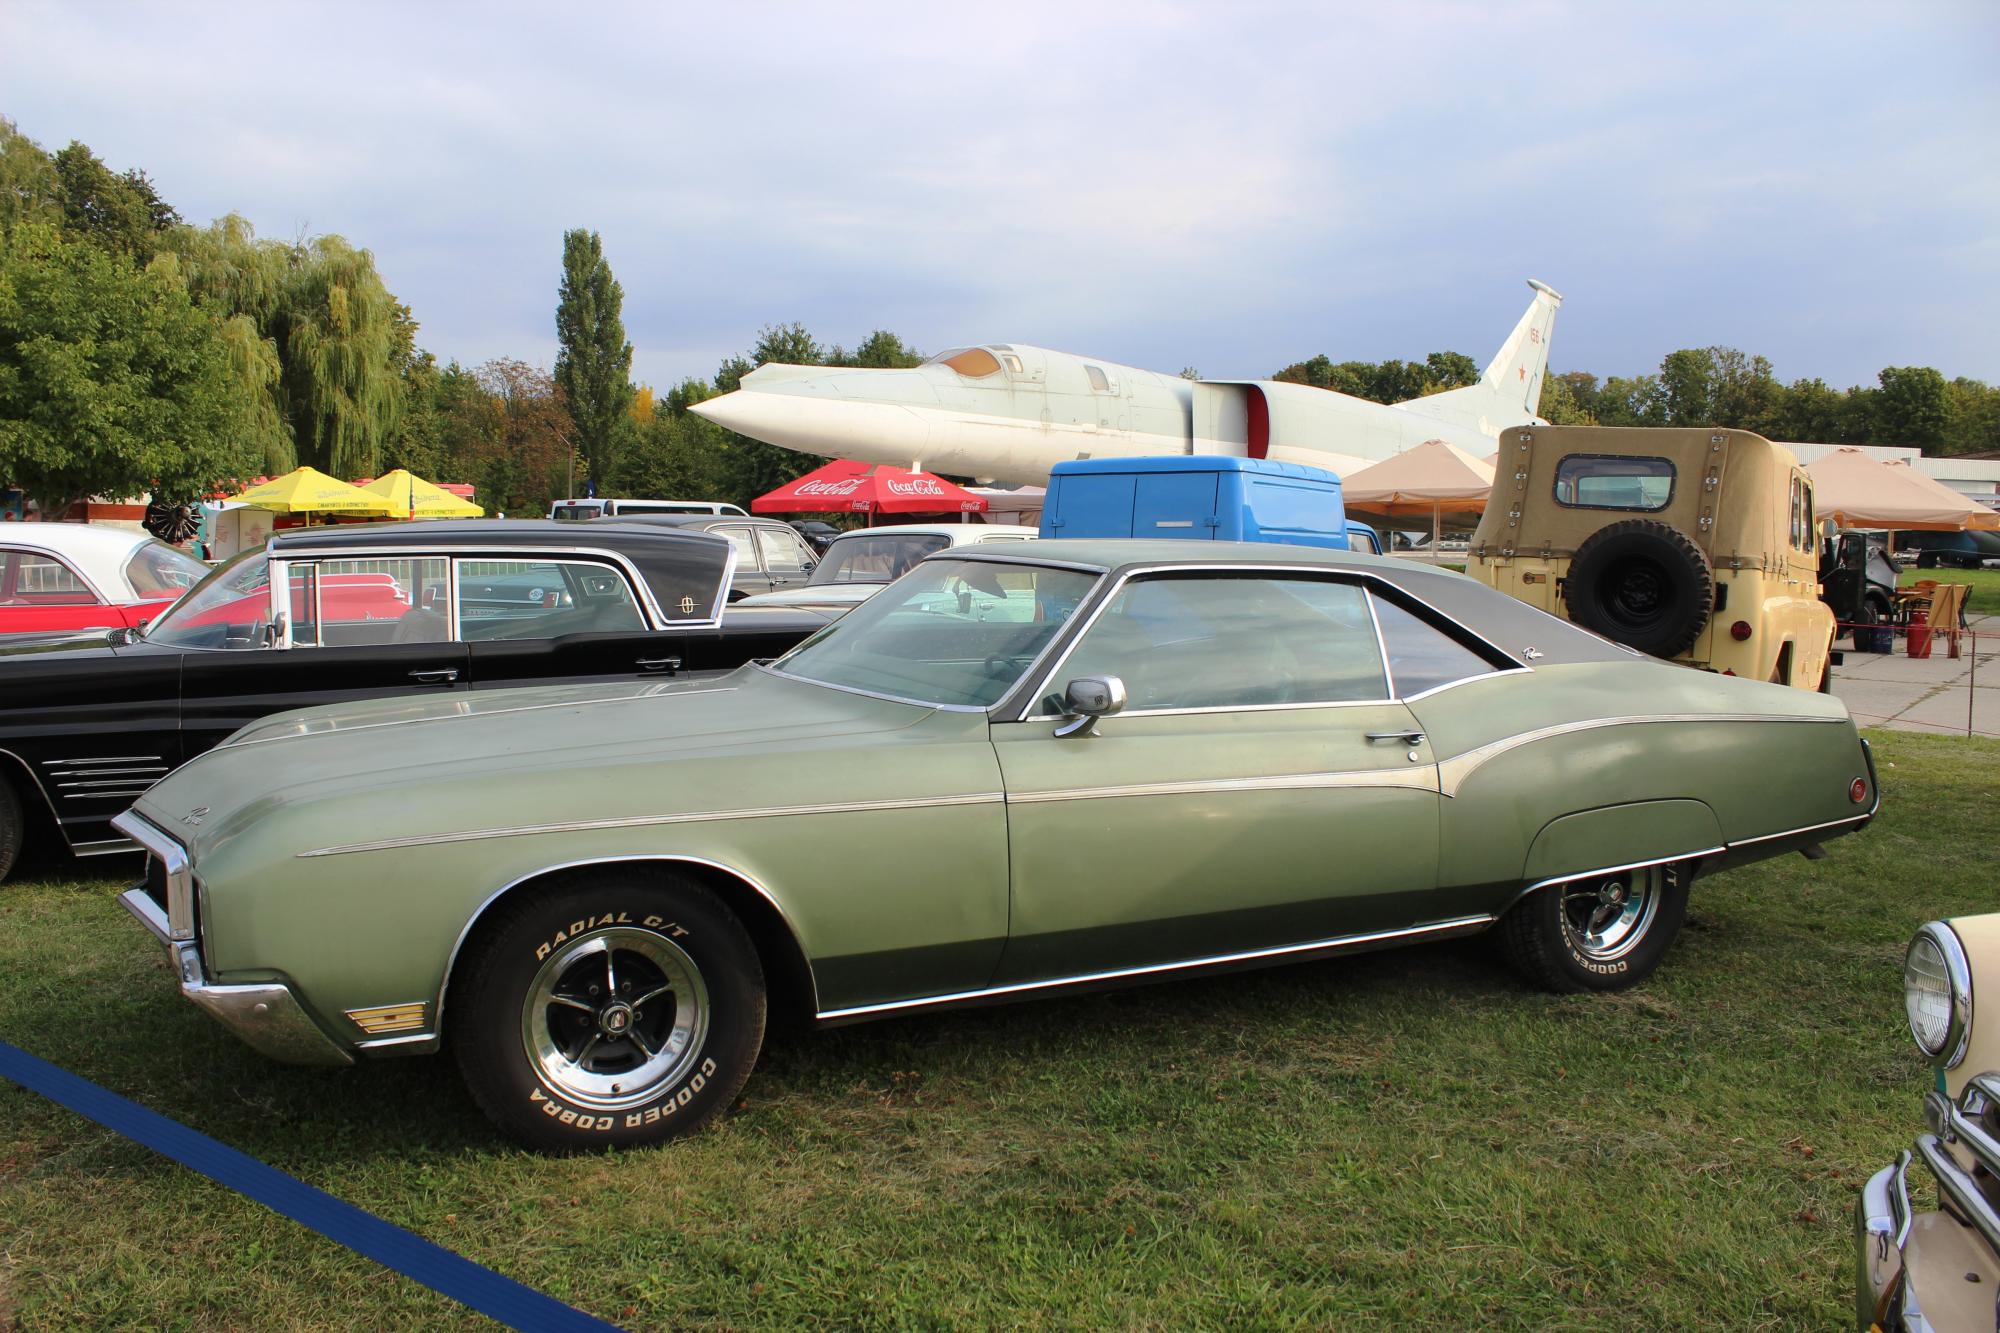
[751,459,989,515]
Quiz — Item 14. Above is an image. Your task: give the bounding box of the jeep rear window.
[1553,455,1675,512]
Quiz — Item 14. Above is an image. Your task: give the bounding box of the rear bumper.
[117,877,351,1069]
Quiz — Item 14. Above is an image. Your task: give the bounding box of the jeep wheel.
[1563,520,1715,658]
[1500,862,1690,993]
[452,868,765,1152]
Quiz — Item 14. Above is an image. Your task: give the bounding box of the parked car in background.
[115,538,1875,1151]
[788,520,842,554]
[0,520,830,883]
[1040,456,1381,553]
[1897,529,2000,570]
[550,498,747,521]
[1469,426,1837,691]
[1856,913,2000,1329]
[734,523,1038,613]
[596,514,825,600]
[0,524,210,642]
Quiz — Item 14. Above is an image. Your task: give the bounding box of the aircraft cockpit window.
[933,348,1003,378]
[1002,354,1023,373]
[1085,365,1111,392]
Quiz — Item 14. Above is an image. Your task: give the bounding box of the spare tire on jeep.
[1562,519,1715,658]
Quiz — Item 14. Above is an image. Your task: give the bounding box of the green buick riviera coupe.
[116,540,1878,1151]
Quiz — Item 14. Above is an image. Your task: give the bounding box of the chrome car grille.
[1917,1073,2000,1259]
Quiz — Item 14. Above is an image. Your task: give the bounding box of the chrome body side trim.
[71,837,142,857]
[434,853,821,1038]
[117,888,352,1067]
[216,686,741,750]
[756,663,990,713]
[295,791,1005,859]
[815,914,1496,1022]
[1436,712,1847,797]
[1007,768,1437,805]
[1519,847,1725,899]
[111,810,194,940]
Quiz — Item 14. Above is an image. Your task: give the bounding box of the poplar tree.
[553,229,633,489]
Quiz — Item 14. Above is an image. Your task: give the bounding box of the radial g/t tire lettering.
[451,867,765,1152]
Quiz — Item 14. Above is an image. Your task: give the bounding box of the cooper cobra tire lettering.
[1498,861,1688,995]
[455,869,764,1152]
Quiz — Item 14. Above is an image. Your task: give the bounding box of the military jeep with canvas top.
[1468,426,1836,690]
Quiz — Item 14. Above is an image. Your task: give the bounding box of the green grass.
[1,732,1995,1330]
[1902,564,2000,617]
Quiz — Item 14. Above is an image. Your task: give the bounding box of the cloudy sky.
[4,2,1995,392]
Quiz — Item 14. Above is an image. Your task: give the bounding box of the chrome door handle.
[636,657,682,673]
[408,668,459,685]
[1365,730,1425,746]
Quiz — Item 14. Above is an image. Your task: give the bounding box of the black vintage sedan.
[0,519,830,881]
[596,515,821,600]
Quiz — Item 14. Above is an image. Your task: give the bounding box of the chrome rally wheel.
[1557,867,1663,965]
[1500,860,1690,993]
[522,927,710,1111]
[453,869,765,1152]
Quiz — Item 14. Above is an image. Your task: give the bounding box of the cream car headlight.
[1906,921,1973,1068]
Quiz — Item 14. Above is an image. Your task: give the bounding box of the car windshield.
[775,558,1098,707]
[805,533,951,586]
[144,549,274,648]
[123,539,210,598]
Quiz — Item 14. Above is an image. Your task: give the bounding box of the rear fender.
[1521,799,1724,887]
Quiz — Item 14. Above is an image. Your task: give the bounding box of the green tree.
[0,223,259,514]
[1874,365,1949,451]
[0,118,59,236]
[1536,373,1596,425]
[1941,377,2000,457]
[827,330,924,368]
[1656,348,1715,425]
[50,141,178,261]
[553,228,633,489]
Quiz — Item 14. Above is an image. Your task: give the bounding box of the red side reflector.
[1730,620,1753,641]
[1850,778,1868,803]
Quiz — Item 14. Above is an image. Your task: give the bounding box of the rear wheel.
[452,869,765,1152]
[1500,862,1690,992]
[0,774,21,883]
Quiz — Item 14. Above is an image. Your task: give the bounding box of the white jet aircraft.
[690,280,1562,485]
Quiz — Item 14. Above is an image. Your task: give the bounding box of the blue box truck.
[1037,456,1380,553]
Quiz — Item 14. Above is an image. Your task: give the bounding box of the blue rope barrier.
[0,1040,622,1332]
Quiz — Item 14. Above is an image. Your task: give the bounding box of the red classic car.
[0,524,211,640]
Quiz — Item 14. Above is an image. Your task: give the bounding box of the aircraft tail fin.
[1396,280,1563,432]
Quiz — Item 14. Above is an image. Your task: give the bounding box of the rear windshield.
[1553,455,1675,512]
[124,539,210,598]
[806,533,951,586]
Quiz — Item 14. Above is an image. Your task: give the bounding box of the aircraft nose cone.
[687,387,932,467]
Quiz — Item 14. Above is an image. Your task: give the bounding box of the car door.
[0,547,121,636]
[712,525,771,598]
[754,525,816,591]
[459,556,692,688]
[178,555,468,758]
[989,570,1442,983]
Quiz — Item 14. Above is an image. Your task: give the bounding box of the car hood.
[130,667,940,859]
[0,628,125,659]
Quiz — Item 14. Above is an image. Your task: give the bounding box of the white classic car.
[732,524,1037,613]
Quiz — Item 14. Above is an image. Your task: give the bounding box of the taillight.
[1730,621,1752,641]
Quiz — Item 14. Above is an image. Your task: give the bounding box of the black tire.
[0,773,21,884]
[1499,862,1690,993]
[451,867,765,1152]
[1917,553,1937,569]
[1563,520,1714,658]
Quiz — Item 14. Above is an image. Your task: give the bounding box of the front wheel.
[451,869,765,1151]
[0,774,21,883]
[1499,862,1690,992]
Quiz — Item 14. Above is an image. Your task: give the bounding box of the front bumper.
[1854,1083,2000,1330]
[113,815,352,1069]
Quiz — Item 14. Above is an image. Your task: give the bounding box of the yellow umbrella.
[235,466,399,518]
[359,469,484,519]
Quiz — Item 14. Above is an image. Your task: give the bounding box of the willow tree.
[277,235,403,477]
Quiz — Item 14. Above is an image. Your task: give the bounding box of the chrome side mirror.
[1054,675,1126,738]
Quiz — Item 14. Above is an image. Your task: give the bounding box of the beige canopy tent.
[359,469,484,519]
[1340,439,1496,559]
[1806,447,2000,532]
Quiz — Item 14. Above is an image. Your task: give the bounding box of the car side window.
[457,558,643,640]
[715,526,759,570]
[1370,595,1501,697]
[755,526,812,574]
[299,557,451,646]
[5,552,99,605]
[1052,575,1387,712]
